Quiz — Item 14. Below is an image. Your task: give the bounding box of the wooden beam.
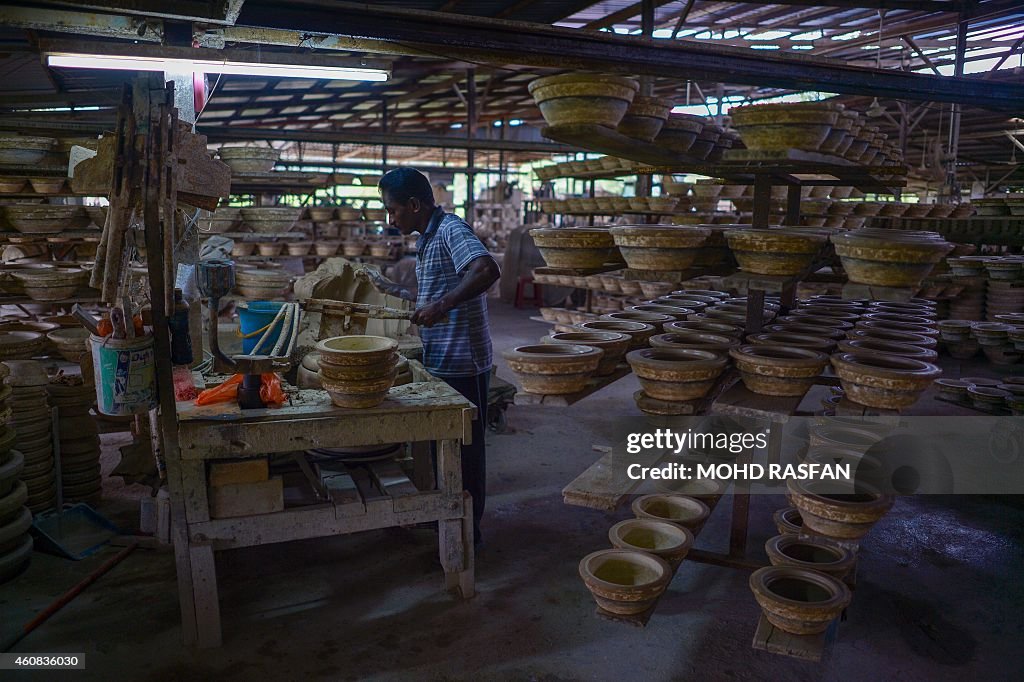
[31,0,245,24]
[583,0,674,30]
[901,34,942,75]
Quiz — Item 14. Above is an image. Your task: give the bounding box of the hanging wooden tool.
[305,298,445,338]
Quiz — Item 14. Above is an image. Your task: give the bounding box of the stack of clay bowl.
[730,103,840,153]
[986,277,1024,326]
[541,331,630,376]
[217,145,280,173]
[11,267,88,302]
[3,205,90,235]
[503,343,602,395]
[234,267,292,299]
[46,328,90,363]
[609,225,709,272]
[240,207,301,233]
[627,347,728,414]
[316,335,399,408]
[528,73,639,129]
[655,113,706,154]
[0,135,55,165]
[689,123,723,161]
[601,311,674,333]
[616,95,673,141]
[969,322,1021,365]
[199,206,240,234]
[832,229,953,288]
[649,330,739,354]
[0,330,45,361]
[724,228,828,276]
[575,320,657,350]
[5,361,55,514]
[529,228,622,269]
[47,374,101,505]
[830,351,940,409]
[0,362,31,583]
[749,564,851,636]
[730,345,828,397]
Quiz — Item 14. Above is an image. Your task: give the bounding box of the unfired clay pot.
[626,347,728,402]
[837,337,938,362]
[724,228,828,276]
[542,331,630,376]
[747,332,835,353]
[831,229,953,287]
[601,311,674,332]
[764,534,856,580]
[529,228,623,269]
[664,319,743,338]
[578,549,671,615]
[502,344,602,395]
[787,477,893,540]
[773,507,803,535]
[749,566,851,635]
[729,345,828,397]
[830,351,941,409]
[649,332,738,354]
[616,95,673,141]
[608,518,693,568]
[632,494,710,531]
[609,225,710,271]
[576,320,657,349]
[529,73,639,128]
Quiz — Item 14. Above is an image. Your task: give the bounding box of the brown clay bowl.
[542,331,631,376]
[632,494,710,531]
[830,351,941,409]
[576,320,657,349]
[502,343,603,395]
[837,337,938,362]
[579,549,672,615]
[749,566,851,635]
[729,345,829,397]
[764,533,856,580]
[608,518,693,567]
[626,347,728,402]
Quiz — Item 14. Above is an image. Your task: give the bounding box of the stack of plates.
[6,360,55,515]
[47,377,101,506]
[0,364,32,582]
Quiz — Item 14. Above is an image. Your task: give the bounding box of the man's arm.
[365,270,417,302]
[412,254,500,327]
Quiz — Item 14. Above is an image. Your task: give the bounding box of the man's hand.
[411,299,449,327]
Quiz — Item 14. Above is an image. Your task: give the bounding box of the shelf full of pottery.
[527,73,905,173]
[0,134,100,198]
[506,290,942,415]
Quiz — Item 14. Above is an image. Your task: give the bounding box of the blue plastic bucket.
[238,301,287,354]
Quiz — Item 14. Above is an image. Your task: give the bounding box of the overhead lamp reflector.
[47,53,389,82]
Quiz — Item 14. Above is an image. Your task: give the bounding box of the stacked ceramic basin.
[609,225,710,271]
[832,229,953,289]
[316,335,399,408]
[46,328,90,364]
[528,73,639,129]
[2,205,90,236]
[730,102,841,154]
[724,228,828,276]
[0,360,30,582]
[234,267,293,299]
[10,267,89,302]
[616,95,674,141]
[503,344,602,395]
[5,361,55,515]
[0,331,44,361]
[627,347,728,413]
[47,375,101,505]
[199,206,241,234]
[217,146,280,173]
[239,207,301,233]
[529,228,623,269]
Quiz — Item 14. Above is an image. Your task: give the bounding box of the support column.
[945,13,969,202]
[465,68,477,221]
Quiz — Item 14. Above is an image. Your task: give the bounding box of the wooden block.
[208,458,269,487]
[751,612,836,662]
[209,478,283,519]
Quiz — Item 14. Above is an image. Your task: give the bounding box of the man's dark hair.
[378,167,435,205]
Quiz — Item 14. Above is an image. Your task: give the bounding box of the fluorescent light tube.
[47,53,389,82]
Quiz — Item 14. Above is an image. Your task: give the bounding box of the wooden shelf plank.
[752,613,837,662]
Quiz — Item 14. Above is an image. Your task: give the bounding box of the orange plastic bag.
[195,374,243,405]
[259,372,286,407]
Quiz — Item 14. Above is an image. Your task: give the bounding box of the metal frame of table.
[170,382,477,648]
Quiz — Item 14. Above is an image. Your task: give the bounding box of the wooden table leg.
[437,439,475,599]
[189,543,222,648]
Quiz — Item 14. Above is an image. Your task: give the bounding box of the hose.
[285,304,301,358]
[248,303,287,356]
[270,303,294,357]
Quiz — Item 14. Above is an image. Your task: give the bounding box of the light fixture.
[46,52,389,82]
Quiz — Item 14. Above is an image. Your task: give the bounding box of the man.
[370,168,500,544]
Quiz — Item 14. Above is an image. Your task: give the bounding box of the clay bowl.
[627,304,693,322]
[542,331,630,376]
[787,477,893,540]
[0,331,44,360]
[3,205,90,233]
[749,566,851,635]
[579,549,672,615]
[837,337,937,362]
[734,122,834,153]
[626,347,728,402]
[861,312,936,328]
[777,314,852,332]
[773,507,804,535]
[831,229,954,287]
[649,331,738,354]
[576,320,657,350]
[934,378,971,401]
[608,518,694,567]
[855,320,938,338]
[502,344,602,395]
[830,351,941,409]
[528,73,639,128]
[317,358,398,383]
[217,146,280,173]
[316,335,399,366]
[968,385,1010,409]
[654,296,709,313]
[724,228,828,276]
[320,373,396,409]
[239,207,302,233]
[529,228,622,269]
[747,332,835,353]
[807,423,885,453]
[632,494,710,531]
[601,311,674,332]
[868,300,937,314]
[845,328,937,349]
[790,308,860,323]
[663,319,743,339]
[764,534,856,580]
[616,95,673,141]
[673,289,730,301]
[970,322,1013,347]
[609,225,710,271]
[46,328,90,362]
[656,114,703,153]
[729,345,829,397]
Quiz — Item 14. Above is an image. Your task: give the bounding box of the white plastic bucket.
[89,333,157,416]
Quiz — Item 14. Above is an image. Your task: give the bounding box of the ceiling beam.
[0,4,163,41]
[234,1,1024,110]
[583,0,674,30]
[25,0,245,25]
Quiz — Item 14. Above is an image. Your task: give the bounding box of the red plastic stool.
[514,275,543,309]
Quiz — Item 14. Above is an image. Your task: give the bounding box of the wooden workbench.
[169,381,477,648]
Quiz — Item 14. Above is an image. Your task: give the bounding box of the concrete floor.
[2,300,1023,681]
